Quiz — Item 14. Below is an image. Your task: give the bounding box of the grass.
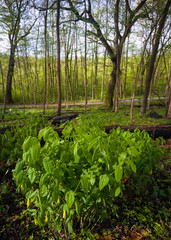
[0,99,170,128]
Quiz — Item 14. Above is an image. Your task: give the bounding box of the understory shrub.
[14,120,166,233]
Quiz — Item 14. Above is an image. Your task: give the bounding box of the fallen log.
[50,113,79,124]
[104,124,171,140]
[1,124,171,140]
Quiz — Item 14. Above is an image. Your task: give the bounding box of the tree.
[140,0,171,115]
[56,0,61,115]
[43,0,49,114]
[64,0,148,107]
[0,0,37,106]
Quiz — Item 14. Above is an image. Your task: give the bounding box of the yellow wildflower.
[34,219,38,226]
[63,210,66,219]
[57,197,60,204]
[45,215,48,223]
[103,198,106,207]
[21,184,24,190]
[27,198,30,208]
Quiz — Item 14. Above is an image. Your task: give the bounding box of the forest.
[0,0,171,239]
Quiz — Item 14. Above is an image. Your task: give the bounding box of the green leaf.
[28,168,37,184]
[38,127,52,141]
[65,190,75,209]
[16,170,24,183]
[62,125,73,139]
[43,157,53,174]
[39,173,49,188]
[31,142,40,164]
[128,146,139,157]
[115,187,121,197]
[89,172,96,186]
[75,200,80,216]
[67,221,73,233]
[115,165,123,182]
[99,174,109,191]
[15,160,25,175]
[23,136,33,152]
[52,183,59,202]
[53,168,63,180]
[128,159,136,173]
[74,142,80,163]
[81,175,89,193]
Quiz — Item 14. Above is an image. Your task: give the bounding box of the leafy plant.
[14,120,166,234]
[0,114,49,177]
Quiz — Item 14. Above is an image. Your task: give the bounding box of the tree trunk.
[166,72,171,119]
[56,0,61,116]
[5,44,16,104]
[84,1,88,111]
[101,49,106,101]
[140,0,171,115]
[107,62,116,107]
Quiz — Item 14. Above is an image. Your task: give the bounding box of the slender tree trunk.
[0,61,4,102]
[84,1,88,111]
[56,0,61,115]
[43,0,48,114]
[140,0,171,115]
[123,36,129,98]
[101,49,106,101]
[166,72,171,119]
[5,44,16,104]
[91,46,94,100]
[94,41,98,100]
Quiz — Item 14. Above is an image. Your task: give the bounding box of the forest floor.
[0,144,170,240]
[0,100,170,239]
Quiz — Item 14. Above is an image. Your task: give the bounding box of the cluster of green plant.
[13,118,166,235]
[0,114,49,175]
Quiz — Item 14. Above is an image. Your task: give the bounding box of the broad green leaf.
[99,174,109,191]
[128,159,136,173]
[28,168,36,184]
[88,138,98,152]
[23,136,33,152]
[39,173,49,188]
[118,152,127,165]
[43,157,53,174]
[128,146,139,157]
[89,172,96,186]
[38,127,53,141]
[31,142,40,163]
[115,187,121,197]
[115,165,123,182]
[16,170,24,183]
[81,175,89,193]
[53,168,63,180]
[67,221,73,233]
[74,142,80,163]
[52,184,59,202]
[65,190,75,209]
[62,125,73,139]
[75,200,80,216]
[15,160,25,175]
[26,189,39,199]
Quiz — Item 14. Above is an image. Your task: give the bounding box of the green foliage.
[14,119,166,233]
[0,114,49,175]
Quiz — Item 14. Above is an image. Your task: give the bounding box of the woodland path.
[0,97,166,108]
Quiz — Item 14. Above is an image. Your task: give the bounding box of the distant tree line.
[0,0,170,118]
